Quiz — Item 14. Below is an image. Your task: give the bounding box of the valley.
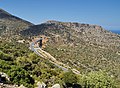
[0,9,120,88]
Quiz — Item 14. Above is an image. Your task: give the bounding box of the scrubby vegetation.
[0,41,64,87]
[0,9,120,87]
[0,40,118,88]
[62,71,116,88]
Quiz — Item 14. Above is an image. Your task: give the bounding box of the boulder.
[37,82,46,88]
[52,84,60,88]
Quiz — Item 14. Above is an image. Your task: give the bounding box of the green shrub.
[7,66,35,88]
[78,71,116,88]
[62,71,78,87]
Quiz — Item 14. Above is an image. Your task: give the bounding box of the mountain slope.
[0,9,119,87]
[21,20,120,46]
[21,20,120,83]
[0,8,33,39]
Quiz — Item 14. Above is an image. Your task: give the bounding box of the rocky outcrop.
[36,82,46,88]
[0,72,10,82]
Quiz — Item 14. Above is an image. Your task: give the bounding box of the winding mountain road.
[29,39,80,74]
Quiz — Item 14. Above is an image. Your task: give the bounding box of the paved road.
[29,40,69,72]
[29,39,82,74]
[30,41,44,58]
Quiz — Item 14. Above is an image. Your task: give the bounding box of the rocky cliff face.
[0,9,33,39]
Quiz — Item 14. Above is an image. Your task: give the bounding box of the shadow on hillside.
[63,83,82,88]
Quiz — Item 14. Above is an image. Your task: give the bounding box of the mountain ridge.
[21,20,120,47]
[0,9,33,25]
[0,8,33,39]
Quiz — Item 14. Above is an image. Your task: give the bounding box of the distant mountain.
[0,9,33,39]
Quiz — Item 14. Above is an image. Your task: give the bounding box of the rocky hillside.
[0,9,33,39]
[21,20,120,46]
[0,9,120,87]
[21,20,120,84]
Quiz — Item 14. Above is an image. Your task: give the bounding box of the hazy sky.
[0,0,120,30]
